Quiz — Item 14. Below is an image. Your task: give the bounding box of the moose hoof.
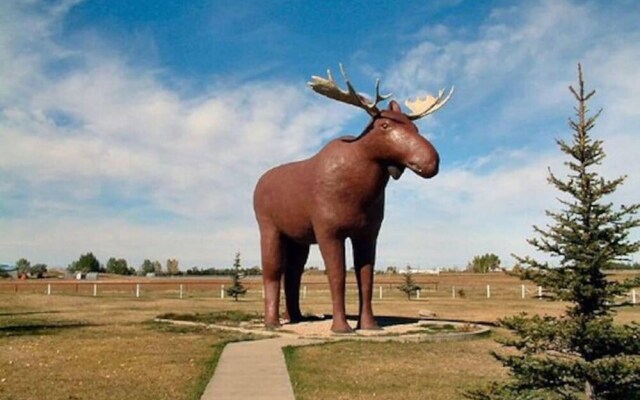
[331,323,355,335]
[264,321,281,331]
[357,322,382,331]
[284,314,304,324]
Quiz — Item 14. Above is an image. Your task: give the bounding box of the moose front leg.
[260,226,284,329]
[353,236,381,330]
[317,235,353,333]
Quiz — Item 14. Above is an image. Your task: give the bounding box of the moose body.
[254,67,451,333]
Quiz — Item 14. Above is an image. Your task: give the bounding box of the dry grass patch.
[0,273,636,400]
[157,310,263,326]
[0,294,262,400]
[285,335,508,400]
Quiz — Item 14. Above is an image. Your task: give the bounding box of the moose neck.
[342,134,393,191]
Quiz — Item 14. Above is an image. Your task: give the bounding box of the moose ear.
[388,100,402,113]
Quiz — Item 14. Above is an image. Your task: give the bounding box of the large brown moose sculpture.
[254,66,453,333]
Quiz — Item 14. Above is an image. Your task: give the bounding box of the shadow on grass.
[0,310,61,317]
[144,320,212,334]
[311,314,422,327]
[0,321,91,337]
[156,310,262,326]
[375,315,499,327]
[318,314,499,327]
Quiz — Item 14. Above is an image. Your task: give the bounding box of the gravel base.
[156,316,491,343]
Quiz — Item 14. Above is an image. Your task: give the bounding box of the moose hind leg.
[283,240,309,323]
[260,226,284,329]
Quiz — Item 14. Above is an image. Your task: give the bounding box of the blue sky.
[1,0,639,270]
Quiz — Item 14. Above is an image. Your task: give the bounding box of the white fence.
[2,281,637,304]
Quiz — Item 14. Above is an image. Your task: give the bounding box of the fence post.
[452,286,455,298]
[537,286,542,299]
[261,286,265,299]
[136,283,140,298]
[221,285,225,299]
[416,289,421,300]
[179,284,184,299]
[486,285,491,299]
[632,289,637,305]
[521,284,526,299]
[93,284,97,297]
[303,286,307,299]
[46,284,51,295]
[379,286,383,300]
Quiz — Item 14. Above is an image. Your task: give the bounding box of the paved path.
[201,337,311,400]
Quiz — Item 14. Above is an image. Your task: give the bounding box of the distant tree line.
[185,265,261,276]
[12,258,48,278]
[61,252,260,276]
[11,251,634,280]
[605,261,640,270]
[2,253,264,279]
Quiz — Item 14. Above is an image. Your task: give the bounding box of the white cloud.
[0,1,352,267]
[378,0,640,268]
[1,0,638,270]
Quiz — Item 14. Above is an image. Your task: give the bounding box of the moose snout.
[407,153,439,179]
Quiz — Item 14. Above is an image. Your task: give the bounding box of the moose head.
[308,64,453,180]
[254,65,452,333]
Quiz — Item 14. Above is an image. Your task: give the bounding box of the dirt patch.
[157,312,490,343]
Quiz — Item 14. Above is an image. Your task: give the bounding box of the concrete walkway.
[200,337,308,400]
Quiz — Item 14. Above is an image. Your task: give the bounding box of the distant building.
[400,267,440,275]
[86,272,99,280]
[75,272,99,280]
[0,264,18,279]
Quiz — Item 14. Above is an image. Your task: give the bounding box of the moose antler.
[308,64,392,117]
[404,87,454,120]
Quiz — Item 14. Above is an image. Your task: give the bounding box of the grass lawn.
[0,294,261,400]
[0,271,637,399]
[285,336,508,400]
[282,272,639,399]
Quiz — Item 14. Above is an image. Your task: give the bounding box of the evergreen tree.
[226,252,247,301]
[468,65,640,399]
[397,265,422,300]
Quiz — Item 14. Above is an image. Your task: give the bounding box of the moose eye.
[381,121,390,130]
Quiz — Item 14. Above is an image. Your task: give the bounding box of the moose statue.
[254,65,452,333]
